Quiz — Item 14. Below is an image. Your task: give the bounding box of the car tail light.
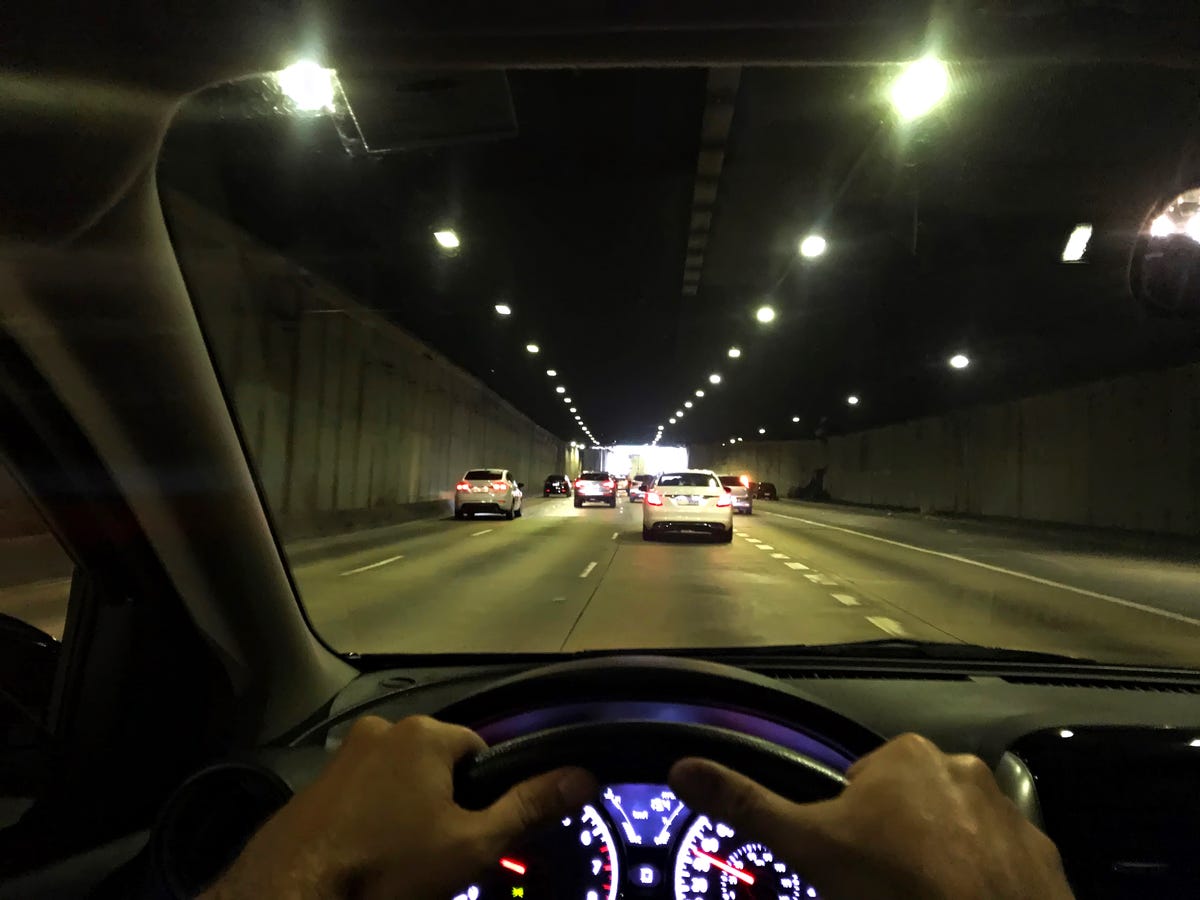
[646,491,663,506]
[739,474,751,488]
[575,480,584,490]
[491,481,508,492]
[455,481,471,492]
[716,492,733,507]
[603,479,615,489]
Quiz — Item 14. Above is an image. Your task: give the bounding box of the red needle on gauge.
[692,849,755,885]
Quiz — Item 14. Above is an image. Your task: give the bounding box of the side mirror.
[0,613,59,787]
[1131,186,1200,316]
[724,486,733,493]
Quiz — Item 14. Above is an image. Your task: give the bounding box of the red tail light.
[575,480,584,490]
[646,491,663,506]
[603,479,615,489]
[455,481,471,492]
[716,492,733,508]
[491,481,509,492]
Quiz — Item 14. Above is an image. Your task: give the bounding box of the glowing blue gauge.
[674,815,818,900]
[602,783,688,846]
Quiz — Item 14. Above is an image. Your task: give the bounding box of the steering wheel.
[455,719,847,810]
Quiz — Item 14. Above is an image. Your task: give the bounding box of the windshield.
[159,59,1200,666]
[658,473,720,489]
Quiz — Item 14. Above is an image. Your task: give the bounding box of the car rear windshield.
[658,473,718,488]
[718,476,743,486]
[465,469,503,481]
[579,472,609,481]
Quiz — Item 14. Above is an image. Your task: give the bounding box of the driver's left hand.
[200,715,597,900]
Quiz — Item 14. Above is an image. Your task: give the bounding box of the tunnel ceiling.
[162,42,1200,448]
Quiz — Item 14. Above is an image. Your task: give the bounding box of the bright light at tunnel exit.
[604,444,689,476]
[276,60,336,111]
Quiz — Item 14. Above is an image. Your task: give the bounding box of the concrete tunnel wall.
[692,362,1200,536]
[164,191,568,539]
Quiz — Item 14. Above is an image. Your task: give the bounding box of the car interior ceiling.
[5,3,1200,899]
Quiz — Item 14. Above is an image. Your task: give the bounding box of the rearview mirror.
[1131,186,1200,316]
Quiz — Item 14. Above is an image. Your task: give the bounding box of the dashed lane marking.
[612,531,619,540]
[832,593,860,606]
[804,573,823,582]
[579,561,598,578]
[744,538,761,543]
[770,553,790,559]
[756,544,775,551]
[471,529,493,537]
[867,616,907,637]
[785,562,809,570]
[339,555,404,576]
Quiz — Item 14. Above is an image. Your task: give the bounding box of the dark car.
[543,474,572,496]
[628,474,655,502]
[753,481,778,500]
[574,471,617,507]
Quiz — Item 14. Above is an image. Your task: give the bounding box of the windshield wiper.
[705,639,1093,665]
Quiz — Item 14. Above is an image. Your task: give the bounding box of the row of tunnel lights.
[653,56,955,445]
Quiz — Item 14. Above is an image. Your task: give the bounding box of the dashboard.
[137,654,1200,900]
[454,782,819,900]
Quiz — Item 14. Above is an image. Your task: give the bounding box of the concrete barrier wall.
[692,364,1200,536]
[164,192,565,538]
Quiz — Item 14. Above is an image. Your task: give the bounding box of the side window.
[0,465,71,827]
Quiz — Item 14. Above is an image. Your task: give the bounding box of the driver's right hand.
[669,732,1074,900]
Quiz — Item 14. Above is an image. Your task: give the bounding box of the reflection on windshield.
[152,63,1200,668]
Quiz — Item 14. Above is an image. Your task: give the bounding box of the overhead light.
[1061,223,1092,262]
[684,401,693,409]
[695,389,705,397]
[526,343,540,354]
[546,369,557,377]
[556,386,566,393]
[1058,729,1074,739]
[755,305,776,324]
[494,303,512,316]
[847,395,860,406]
[669,417,677,424]
[569,407,577,413]
[949,353,970,370]
[563,397,572,403]
[433,229,460,250]
[276,60,336,112]
[675,410,684,417]
[758,427,767,435]
[657,424,664,429]
[574,415,581,421]
[799,234,827,258]
[792,416,800,423]
[708,373,722,385]
[727,346,742,358]
[889,56,949,121]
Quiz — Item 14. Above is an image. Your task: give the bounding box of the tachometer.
[452,803,619,900]
[673,815,818,900]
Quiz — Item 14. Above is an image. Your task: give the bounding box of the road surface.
[286,497,1200,666]
[7,497,1200,666]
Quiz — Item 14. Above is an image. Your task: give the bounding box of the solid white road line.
[471,529,493,537]
[770,553,790,559]
[339,555,404,576]
[785,562,809,570]
[579,561,597,578]
[867,616,907,636]
[832,593,861,606]
[764,510,1200,627]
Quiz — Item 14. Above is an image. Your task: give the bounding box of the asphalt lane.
[292,496,1200,666]
[8,494,1200,666]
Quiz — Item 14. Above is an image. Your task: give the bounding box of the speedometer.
[452,803,619,900]
[673,815,818,900]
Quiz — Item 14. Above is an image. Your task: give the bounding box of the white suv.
[643,469,733,542]
[454,468,524,520]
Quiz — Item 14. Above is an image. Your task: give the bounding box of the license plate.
[674,495,698,505]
